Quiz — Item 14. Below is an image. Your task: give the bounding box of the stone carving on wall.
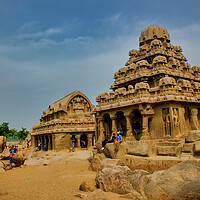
[172,108,180,136]
[162,108,171,137]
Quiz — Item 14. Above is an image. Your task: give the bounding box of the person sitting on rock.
[114,132,122,151]
[101,131,108,150]
[107,133,116,143]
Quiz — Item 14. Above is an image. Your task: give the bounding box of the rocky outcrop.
[95,160,200,200]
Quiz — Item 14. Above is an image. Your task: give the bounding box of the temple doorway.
[80,134,87,148]
[131,109,142,140]
[103,114,112,138]
[116,111,127,137]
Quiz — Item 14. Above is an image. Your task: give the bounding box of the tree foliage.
[0,122,29,140]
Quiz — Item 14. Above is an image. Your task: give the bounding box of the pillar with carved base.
[125,114,135,141]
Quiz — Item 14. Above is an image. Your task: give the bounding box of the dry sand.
[0,149,96,200]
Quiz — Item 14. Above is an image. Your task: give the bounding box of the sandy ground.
[0,149,96,200]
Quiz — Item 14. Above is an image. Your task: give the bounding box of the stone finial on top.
[139,25,170,46]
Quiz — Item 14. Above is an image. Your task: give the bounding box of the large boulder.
[126,141,156,157]
[96,165,149,195]
[88,153,106,171]
[104,142,126,159]
[0,136,6,153]
[143,160,200,200]
[95,160,200,200]
[12,153,26,166]
[0,148,10,160]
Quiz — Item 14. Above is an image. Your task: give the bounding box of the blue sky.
[0,0,200,130]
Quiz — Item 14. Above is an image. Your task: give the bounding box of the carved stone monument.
[94,25,200,167]
[30,91,95,151]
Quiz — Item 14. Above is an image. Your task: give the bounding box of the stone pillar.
[110,115,117,134]
[141,115,150,140]
[31,136,36,148]
[124,114,135,141]
[190,108,199,130]
[76,135,80,148]
[87,134,93,147]
[99,117,105,141]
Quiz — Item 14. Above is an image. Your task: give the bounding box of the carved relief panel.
[68,95,91,114]
[162,107,180,137]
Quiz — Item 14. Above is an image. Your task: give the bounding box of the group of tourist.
[101,131,122,151]
[8,145,18,164]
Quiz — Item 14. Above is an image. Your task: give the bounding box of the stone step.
[157,146,177,156]
[157,142,181,147]
[181,152,193,159]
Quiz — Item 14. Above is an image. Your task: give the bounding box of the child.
[9,149,14,164]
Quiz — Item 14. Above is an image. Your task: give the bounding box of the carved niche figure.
[172,108,180,135]
[190,108,198,130]
[162,108,171,136]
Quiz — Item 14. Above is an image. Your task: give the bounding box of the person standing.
[114,132,122,151]
[9,149,14,164]
[71,138,75,152]
[38,141,41,151]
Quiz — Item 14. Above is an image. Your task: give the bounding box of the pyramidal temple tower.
[94,25,200,159]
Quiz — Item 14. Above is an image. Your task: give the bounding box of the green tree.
[0,122,10,137]
[17,127,29,140]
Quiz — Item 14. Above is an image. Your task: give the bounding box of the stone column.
[31,136,36,148]
[110,115,117,134]
[190,108,199,130]
[125,114,135,141]
[99,117,105,141]
[140,115,150,140]
[87,134,93,147]
[76,135,80,148]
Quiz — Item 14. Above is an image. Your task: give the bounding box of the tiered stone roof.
[95,25,200,111]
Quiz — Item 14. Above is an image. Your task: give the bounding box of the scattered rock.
[79,181,95,192]
[74,193,87,199]
[96,165,134,194]
[12,153,26,166]
[83,189,107,200]
[88,153,105,171]
[98,158,121,171]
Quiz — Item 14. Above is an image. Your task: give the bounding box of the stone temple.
[94,25,200,164]
[30,90,95,151]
